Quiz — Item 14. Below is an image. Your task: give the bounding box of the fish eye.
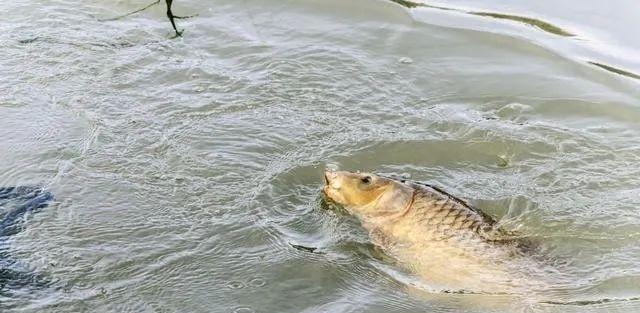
[361,176,372,184]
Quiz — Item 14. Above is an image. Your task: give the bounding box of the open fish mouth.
[322,170,340,197]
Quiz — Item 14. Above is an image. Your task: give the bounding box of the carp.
[322,170,547,294]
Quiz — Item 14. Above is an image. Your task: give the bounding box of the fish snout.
[324,170,338,186]
[323,170,342,202]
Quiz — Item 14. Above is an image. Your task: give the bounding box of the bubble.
[398,57,413,64]
[227,281,245,289]
[249,278,266,287]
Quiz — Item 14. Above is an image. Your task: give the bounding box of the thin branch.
[173,15,198,19]
[99,0,161,22]
[99,0,195,37]
[165,0,182,37]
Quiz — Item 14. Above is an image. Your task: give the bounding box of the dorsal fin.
[379,174,497,224]
[416,183,497,225]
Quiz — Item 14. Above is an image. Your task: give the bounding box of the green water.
[1,0,639,312]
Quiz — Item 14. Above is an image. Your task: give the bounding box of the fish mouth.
[322,170,337,199]
[322,173,331,197]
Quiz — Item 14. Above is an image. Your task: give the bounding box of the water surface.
[1,0,640,312]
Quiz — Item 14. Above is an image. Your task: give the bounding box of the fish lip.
[322,171,336,199]
[324,171,332,185]
[321,186,329,198]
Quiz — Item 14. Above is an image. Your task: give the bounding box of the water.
[1,0,639,311]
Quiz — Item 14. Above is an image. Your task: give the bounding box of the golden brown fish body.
[323,170,546,293]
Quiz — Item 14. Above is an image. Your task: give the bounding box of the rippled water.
[1,0,640,312]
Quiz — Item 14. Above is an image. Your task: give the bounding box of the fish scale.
[408,185,520,246]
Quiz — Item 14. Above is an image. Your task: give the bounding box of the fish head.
[323,170,413,217]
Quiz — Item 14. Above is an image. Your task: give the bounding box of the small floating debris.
[398,57,413,64]
[290,243,324,254]
[497,155,509,168]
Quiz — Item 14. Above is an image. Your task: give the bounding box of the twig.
[100,0,195,37]
[99,0,160,22]
[165,0,183,37]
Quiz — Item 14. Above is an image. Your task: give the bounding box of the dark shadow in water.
[388,0,575,37]
[469,12,574,37]
[0,186,54,307]
[589,62,640,80]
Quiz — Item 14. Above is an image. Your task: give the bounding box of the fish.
[322,170,548,294]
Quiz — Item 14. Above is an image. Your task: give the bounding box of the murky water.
[1,0,640,311]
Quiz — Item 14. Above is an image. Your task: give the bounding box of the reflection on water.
[469,12,574,37]
[589,62,640,80]
[390,0,575,36]
[1,0,640,312]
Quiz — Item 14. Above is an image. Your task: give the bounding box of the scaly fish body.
[323,171,545,293]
